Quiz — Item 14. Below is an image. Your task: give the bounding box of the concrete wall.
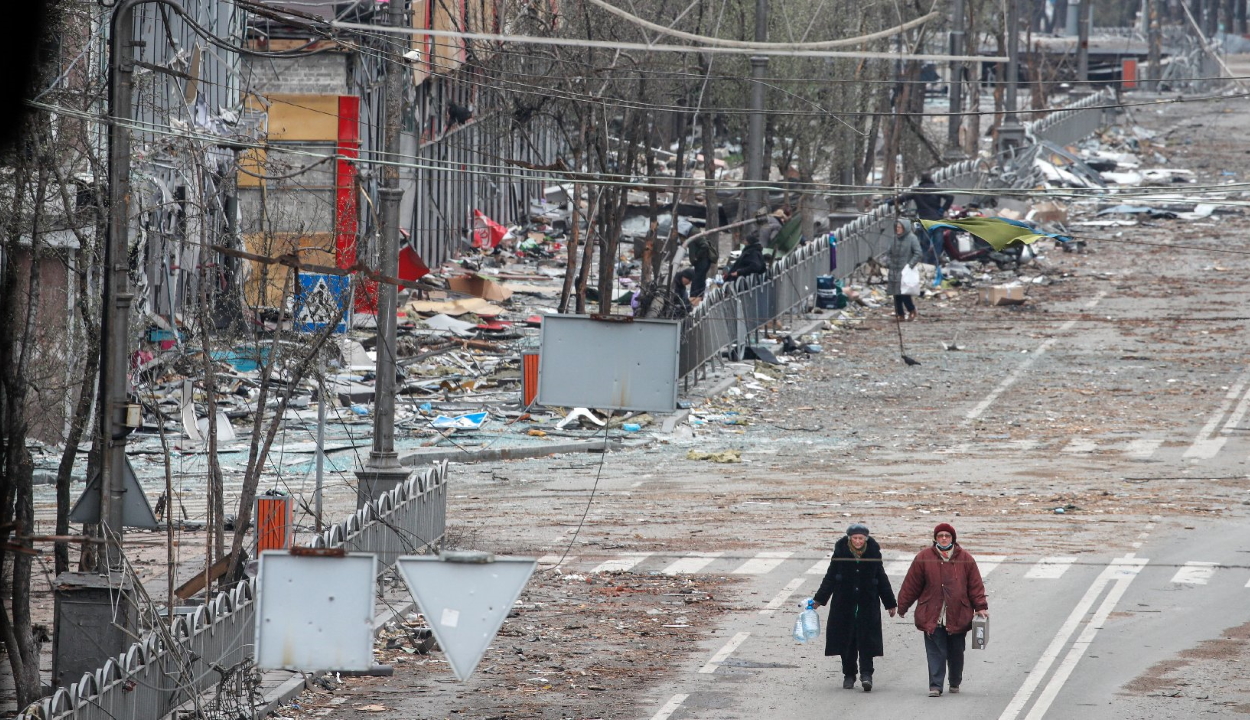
[243,53,350,96]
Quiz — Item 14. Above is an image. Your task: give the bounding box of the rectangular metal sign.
[255,551,377,671]
[537,315,680,412]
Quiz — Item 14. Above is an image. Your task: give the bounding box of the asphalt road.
[630,517,1250,719]
[285,90,1250,719]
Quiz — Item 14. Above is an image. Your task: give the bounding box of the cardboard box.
[448,274,513,302]
[971,615,989,650]
[978,285,1026,306]
[1029,200,1069,224]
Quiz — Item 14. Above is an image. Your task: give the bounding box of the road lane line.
[1061,437,1097,454]
[1222,380,1250,434]
[1170,561,1218,585]
[885,555,912,576]
[699,632,750,673]
[1025,557,1077,579]
[1245,576,1250,588]
[592,553,652,573]
[805,555,830,575]
[1024,559,1147,720]
[662,552,723,575]
[979,555,1006,577]
[732,551,792,575]
[963,295,1104,424]
[649,694,689,720]
[761,577,807,615]
[965,338,1056,422]
[1185,367,1250,458]
[997,556,1145,720]
[1124,437,1162,460]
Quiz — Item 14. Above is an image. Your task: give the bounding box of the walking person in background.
[896,523,989,698]
[886,219,923,321]
[685,232,719,298]
[889,173,953,284]
[812,523,897,692]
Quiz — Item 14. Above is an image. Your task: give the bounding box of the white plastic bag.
[900,265,921,296]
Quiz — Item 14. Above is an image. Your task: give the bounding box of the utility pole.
[1077,0,1091,83]
[53,0,146,691]
[999,0,1026,152]
[101,0,140,570]
[945,0,966,159]
[1148,0,1163,91]
[744,0,768,220]
[356,0,411,508]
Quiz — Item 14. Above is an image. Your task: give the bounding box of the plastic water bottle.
[800,599,821,640]
[792,614,807,643]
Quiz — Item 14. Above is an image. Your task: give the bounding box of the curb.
[399,437,652,466]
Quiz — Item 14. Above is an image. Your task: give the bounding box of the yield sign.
[395,552,536,681]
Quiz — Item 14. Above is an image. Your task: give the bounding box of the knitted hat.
[846,523,870,537]
[933,523,957,543]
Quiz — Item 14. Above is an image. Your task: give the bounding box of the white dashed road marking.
[1124,437,1163,460]
[732,551,792,574]
[1170,561,1218,585]
[805,556,830,575]
[699,632,751,673]
[1025,557,1077,579]
[662,552,722,575]
[648,694,689,720]
[592,553,651,573]
[979,555,1007,577]
[760,577,807,615]
[1061,437,1097,454]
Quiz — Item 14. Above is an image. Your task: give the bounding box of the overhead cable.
[330,21,1007,62]
[577,0,939,50]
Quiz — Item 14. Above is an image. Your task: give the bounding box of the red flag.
[399,245,430,281]
[471,209,508,249]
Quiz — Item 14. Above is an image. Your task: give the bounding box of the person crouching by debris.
[812,523,897,692]
[669,268,696,318]
[887,219,922,321]
[896,523,989,698]
[724,225,768,283]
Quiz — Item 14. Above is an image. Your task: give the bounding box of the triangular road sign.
[394,552,536,681]
[68,457,158,529]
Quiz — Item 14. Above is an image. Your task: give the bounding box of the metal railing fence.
[679,89,1118,386]
[679,239,827,382]
[24,464,449,720]
[1026,88,1117,147]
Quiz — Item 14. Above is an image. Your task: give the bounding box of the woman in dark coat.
[812,523,898,692]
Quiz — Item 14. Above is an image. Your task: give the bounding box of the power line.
[331,20,1008,62]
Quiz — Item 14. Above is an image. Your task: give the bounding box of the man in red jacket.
[896,523,989,697]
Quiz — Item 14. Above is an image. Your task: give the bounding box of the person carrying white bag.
[886,220,923,321]
[811,523,898,692]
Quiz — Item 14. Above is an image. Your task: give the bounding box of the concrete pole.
[946,0,966,158]
[357,0,410,507]
[314,382,326,533]
[101,0,138,569]
[745,0,769,218]
[53,0,149,691]
[1078,0,1091,83]
[999,0,1026,152]
[1148,0,1163,90]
